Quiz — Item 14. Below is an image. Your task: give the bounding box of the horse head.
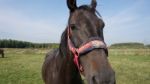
[65,0,116,84]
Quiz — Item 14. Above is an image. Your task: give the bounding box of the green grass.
[109,49,150,84]
[0,48,150,84]
[0,48,47,84]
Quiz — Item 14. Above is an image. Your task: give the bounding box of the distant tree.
[145,45,150,48]
[0,39,59,48]
[110,42,145,49]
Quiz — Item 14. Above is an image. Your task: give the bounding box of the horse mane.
[59,28,68,57]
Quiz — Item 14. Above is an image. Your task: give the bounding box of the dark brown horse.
[0,49,4,58]
[42,0,116,84]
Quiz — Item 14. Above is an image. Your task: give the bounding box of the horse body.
[0,49,4,58]
[42,0,116,84]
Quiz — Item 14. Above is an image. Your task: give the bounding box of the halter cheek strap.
[67,28,83,71]
[67,27,107,72]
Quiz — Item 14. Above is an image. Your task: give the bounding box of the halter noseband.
[67,26,107,72]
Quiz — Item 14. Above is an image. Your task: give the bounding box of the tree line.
[110,42,150,49]
[0,39,149,49]
[0,39,59,48]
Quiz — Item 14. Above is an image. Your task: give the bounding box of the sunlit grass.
[0,48,149,84]
[0,49,47,84]
[109,49,150,84]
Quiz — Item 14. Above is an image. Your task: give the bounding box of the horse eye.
[70,24,78,30]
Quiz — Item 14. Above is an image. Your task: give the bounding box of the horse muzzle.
[87,67,116,84]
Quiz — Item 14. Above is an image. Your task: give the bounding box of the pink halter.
[67,26,107,72]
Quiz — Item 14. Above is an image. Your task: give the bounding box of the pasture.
[0,48,150,84]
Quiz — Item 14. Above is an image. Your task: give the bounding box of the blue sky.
[0,0,150,45]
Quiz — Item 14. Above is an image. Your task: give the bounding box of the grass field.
[0,48,150,84]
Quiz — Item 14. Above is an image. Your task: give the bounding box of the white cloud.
[104,0,144,29]
[0,8,65,43]
[0,0,149,45]
[103,0,150,45]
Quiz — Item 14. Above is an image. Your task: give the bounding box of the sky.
[0,0,150,45]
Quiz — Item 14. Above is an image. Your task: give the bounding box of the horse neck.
[59,30,83,84]
[59,57,83,84]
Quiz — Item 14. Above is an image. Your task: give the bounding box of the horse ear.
[91,0,97,9]
[67,0,77,12]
